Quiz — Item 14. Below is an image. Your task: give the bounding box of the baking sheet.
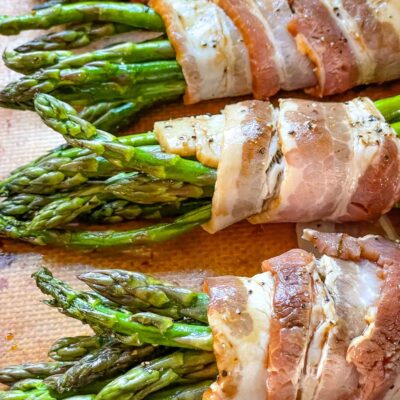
[0,0,399,369]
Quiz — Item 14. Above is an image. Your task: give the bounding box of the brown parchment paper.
[0,0,399,369]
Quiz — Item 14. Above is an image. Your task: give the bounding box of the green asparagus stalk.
[0,379,51,400]
[103,172,213,204]
[146,380,213,400]
[0,3,165,35]
[0,191,208,225]
[34,94,217,186]
[33,268,213,349]
[0,133,158,195]
[28,195,103,230]
[45,342,157,392]
[15,22,135,52]
[27,171,212,230]
[82,93,177,133]
[49,336,107,362]
[3,50,73,74]
[52,80,185,107]
[95,350,215,400]
[0,362,74,385]
[0,202,211,248]
[78,269,210,323]
[3,61,183,103]
[375,95,400,122]
[0,194,51,217]
[392,121,400,136]
[80,101,123,123]
[55,39,175,69]
[86,199,209,224]
[3,40,175,76]
[0,378,111,399]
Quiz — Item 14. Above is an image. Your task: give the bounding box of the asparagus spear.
[3,61,183,103]
[27,171,212,230]
[83,95,173,133]
[33,268,213,349]
[0,203,211,248]
[86,199,209,224]
[3,40,175,76]
[375,95,400,122]
[146,380,213,400]
[3,50,73,74]
[0,194,51,218]
[53,40,176,70]
[34,94,217,186]
[52,80,185,107]
[15,22,135,52]
[49,336,107,362]
[0,3,165,35]
[78,269,209,323]
[0,191,208,225]
[46,342,157,392]
[0,378,111,399]
[28,195,103,230]
[0,362,73,385]
[0,133,158,195]
[95,350,215,400]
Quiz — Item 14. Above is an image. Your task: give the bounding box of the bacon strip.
[303,229,400,399]
[214,0,316,98]
[153,97,398,231]
[149,0,252,104]
[204,273,274,400]
[203,100,276,233]
[261,249,314,400]
[288,0,359,96]
[251,97,400,224]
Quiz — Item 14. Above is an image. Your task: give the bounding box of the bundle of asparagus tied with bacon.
[1,0,400,132]
[0,1,185,132]
[0,268,216,400]
[1,229,400,399]
[0,92,399,248]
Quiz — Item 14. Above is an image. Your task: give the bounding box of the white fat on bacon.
[149,0,252,104]
[204,273,274,400]
[252,0,317,91]
[203,100,278,233]
[301,256,383,400]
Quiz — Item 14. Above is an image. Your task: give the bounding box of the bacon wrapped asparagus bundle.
[1,230,399,399]
[0,93,399,248]
[1,1,400,130]
[205,229,400,400]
